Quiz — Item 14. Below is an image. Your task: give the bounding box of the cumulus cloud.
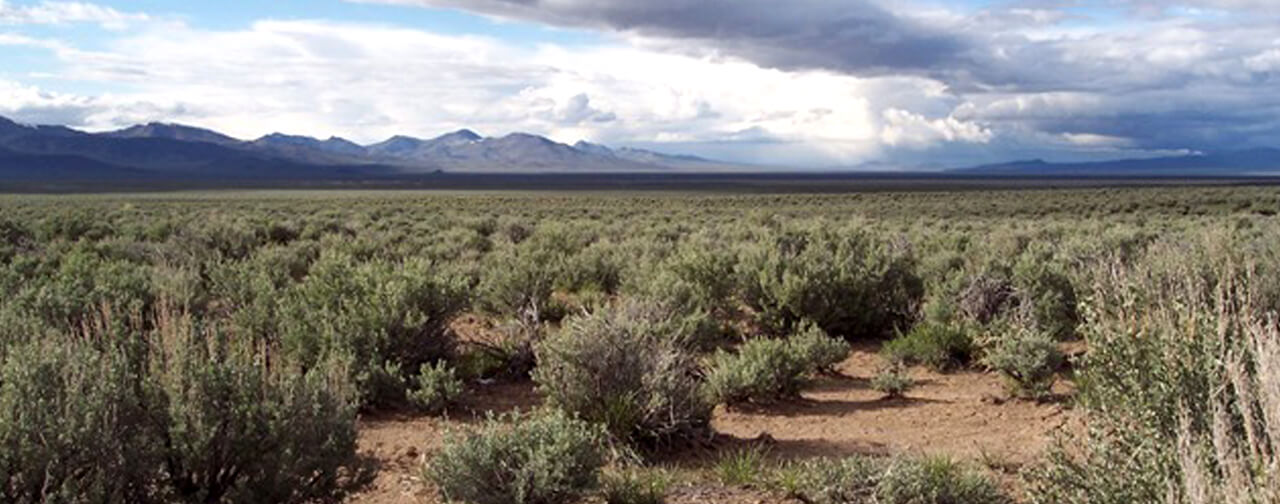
[348,0,1280,160]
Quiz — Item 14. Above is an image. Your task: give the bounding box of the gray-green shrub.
[738,224,923,340]
[408,361,463,415]
[882,323,974,372]
[533,302,712,446]
[789,323,852,373]
[982,326,1063,400]
[705,328,848,405]
[277,252,468,407]
[426,410,608,504]
[0,314,361,504]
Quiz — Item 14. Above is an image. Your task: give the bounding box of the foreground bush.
[881,323,974,372]
[426,410,607,504]
[706,328,849,405]
[0,342,155,502]
[777,455,1009,504]
[1029,236,1280,503]
[0,314,361,504]
[533,302,712,447]
[738,225,923,340]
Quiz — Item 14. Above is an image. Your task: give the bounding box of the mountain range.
[0,114,1276,182]
[0,115,737,181]
[955,149,1280,176]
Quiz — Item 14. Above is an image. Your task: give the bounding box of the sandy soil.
[345,345,1074,503]
[713,344,1073,466]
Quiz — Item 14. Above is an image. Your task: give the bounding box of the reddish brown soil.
[345,345,1074,503]
[713,344,1073,466]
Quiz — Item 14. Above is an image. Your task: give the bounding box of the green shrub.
[706,337,808,405]
[277,252,468,407]
[789,323,851,373]
[533,302,712,447]
[0,315,361,504]
[478,241,567,322]
[148,319,361,504]
[426,410,608,504]
[5,246,154,332]
[872,366,915,399]
[705,328,845,405]
[1028,237,1280,503]
[561,241,624,294]
[1011,254,1079,340]
[983,327,1063,400]
[738,225,923,340]
[778,455,1008,504]
[629,239,739,318]
[0,342,158,503]
[881,323,974,372]
[408,362,463,415]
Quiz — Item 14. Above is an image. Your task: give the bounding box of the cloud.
[348,0,1280,159]
[2,0,1277,168]
[354,0,971,77]
[0,0,149,29]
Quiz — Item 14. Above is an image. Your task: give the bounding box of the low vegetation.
[2,186,1279,503]
[705,327,849,405]
[775,454,1010,504]
[426,410,608,504]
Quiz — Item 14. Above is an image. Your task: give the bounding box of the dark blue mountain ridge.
[953,148,1280,175]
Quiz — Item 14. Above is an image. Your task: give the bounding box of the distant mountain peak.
[573,140,616,157]
[447,129,481,141]
[253,132,366,157]
[106,122,240,145]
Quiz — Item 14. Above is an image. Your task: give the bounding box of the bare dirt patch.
[713,344,1073,466]
[345,345,1073,503]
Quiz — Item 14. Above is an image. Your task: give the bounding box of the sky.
[0,0,1277,168]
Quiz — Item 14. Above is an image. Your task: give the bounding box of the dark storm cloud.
[381,0,973,76]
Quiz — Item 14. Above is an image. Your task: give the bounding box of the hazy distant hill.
[954,149,1280,176]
